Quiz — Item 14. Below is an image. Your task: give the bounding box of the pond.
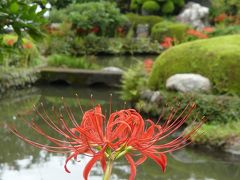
[84,55,157,69]
[1,85,240,180]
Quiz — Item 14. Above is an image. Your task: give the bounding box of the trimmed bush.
[126,13,162,29]
[151,21,189,42]
[130,0,141,11]
[162,0,175,14]
[142,1,160,15]
[173,0,184,7]
[149,35,240,95]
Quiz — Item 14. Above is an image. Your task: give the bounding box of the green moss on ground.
[149,35,240,95]
[189,121,240,147]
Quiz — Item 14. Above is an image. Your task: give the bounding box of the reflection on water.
[0,86,240,180]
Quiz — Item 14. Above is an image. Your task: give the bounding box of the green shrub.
[162,0,175,14]
[1,34,40,67]
[151,21,189,42]
[211,25,240,36]
[142,1,160,15]
[47,54,97,69]
[130,0,185,15]
[130,0,141,11]
[210,0,240,17]
[121,62,149,101]
[66,2,128,37]
[189,121,240,147]
[136,91,240,124]
[126,13,162,29]
[149,35,240,95]
[48,8,66,23]
[173,0,184,7]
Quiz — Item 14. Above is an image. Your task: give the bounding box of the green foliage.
[1,34,40,67]
[210,0,240,17]
[189,121,240,147]
[121,62,149,101]
[142,1,160,15]
[211,25,240,36]
[65,2,128,37]
[130,0,141,11]
[136,91,240,124]
[47,54,98,69]
[173,0,184,7]
[130,0,185,15]
[162,0,175,14]
[48,8,66,23]
[126,13,162,30]
[43,29,162,56]
[151,21,189,42]
[149,35,240,95]
[0,0,46,41]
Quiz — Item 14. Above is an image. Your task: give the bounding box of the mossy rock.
[151,21,189,42]
[149,35,240,95]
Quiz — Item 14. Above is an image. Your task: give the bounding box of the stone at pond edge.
[140,89,162,103]
[166,73,211,93]
[224,137,240,155]
[101,67,124,74]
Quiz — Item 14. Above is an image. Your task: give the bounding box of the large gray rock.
[177,2,209,30]
[166,73,211,93]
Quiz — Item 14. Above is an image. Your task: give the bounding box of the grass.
[47,54,98,69]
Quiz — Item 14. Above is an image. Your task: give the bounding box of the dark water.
[0,86,240,180]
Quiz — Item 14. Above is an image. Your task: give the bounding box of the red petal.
[125,154,136,180]
[64,153,78,173]
[135,155,147,166]
[83,154,102,180]
[145,152,167,172]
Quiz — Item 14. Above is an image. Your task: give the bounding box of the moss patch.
[149,35,240,95]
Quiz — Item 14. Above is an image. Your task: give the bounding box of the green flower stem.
[103,159,113,180]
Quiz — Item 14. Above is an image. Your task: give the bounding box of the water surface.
[0,86,240,180]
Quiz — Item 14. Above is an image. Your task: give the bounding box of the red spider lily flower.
[187,29,208,39]
[23,42,33,49]
[143,58,154,73]
[90,26,100,33]
[214,13,228,23]
[9,97,205,180]
[160,37,174,49]
[5,39,15,46]
[202,27,215,33]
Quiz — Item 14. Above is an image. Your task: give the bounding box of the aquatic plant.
[9,96,205,179]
